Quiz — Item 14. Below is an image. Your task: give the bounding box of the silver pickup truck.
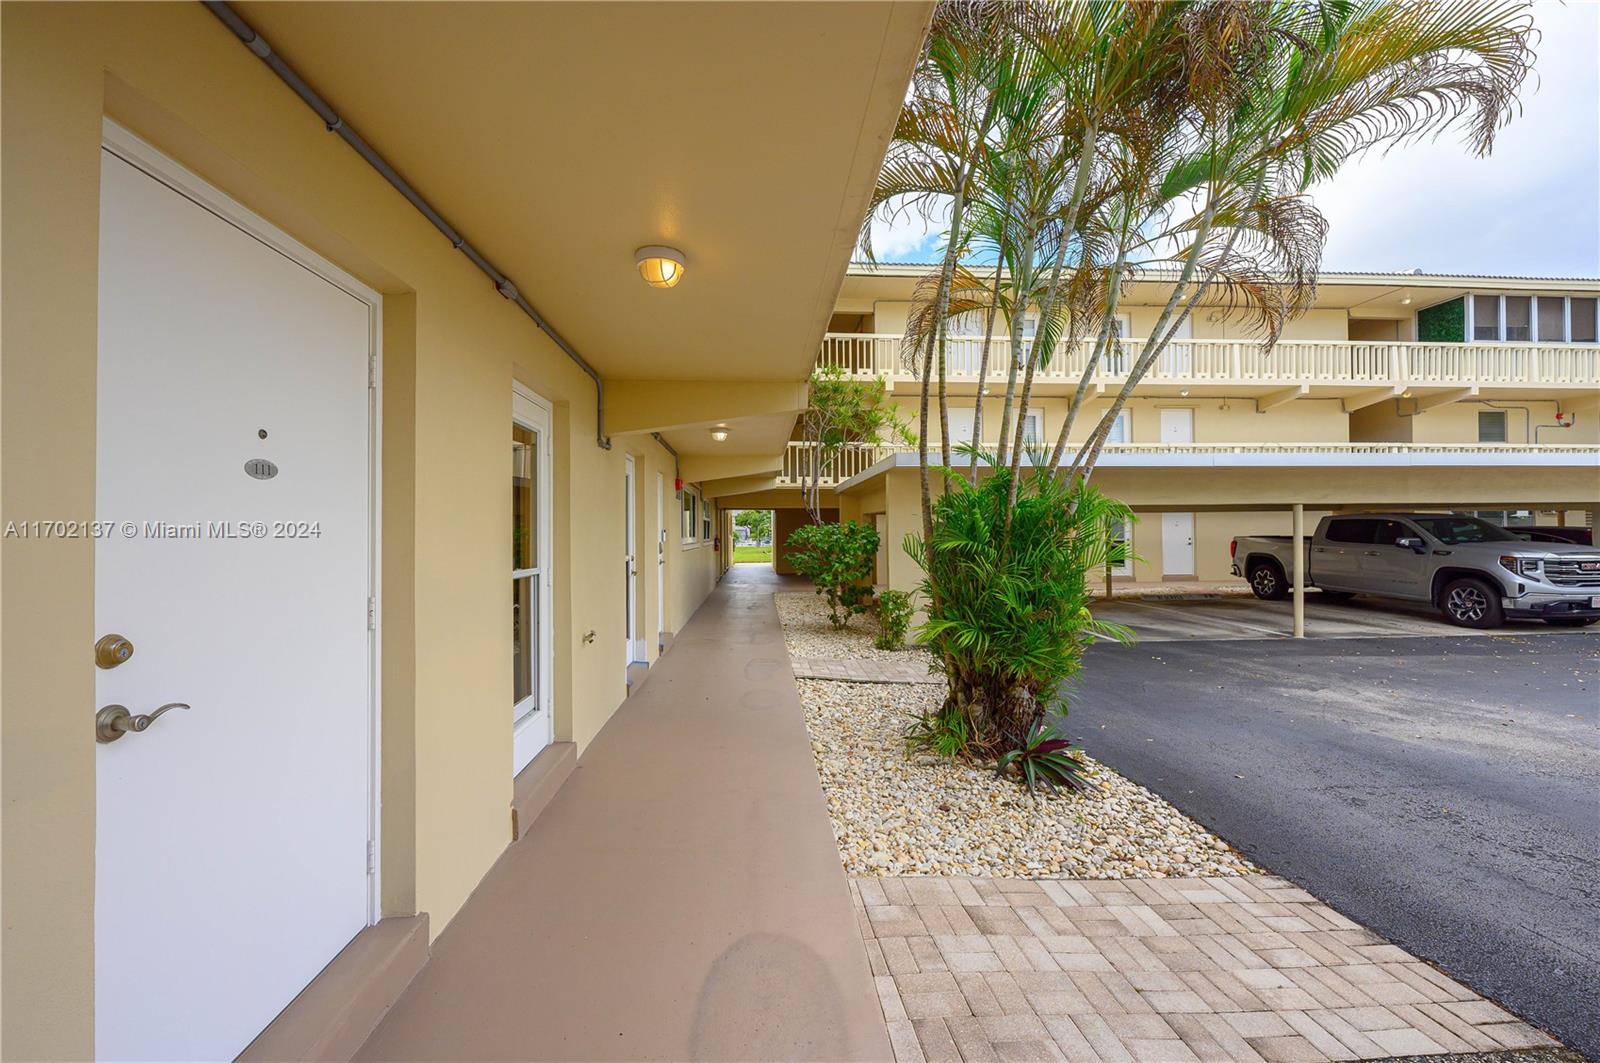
[1231,513,1600,629]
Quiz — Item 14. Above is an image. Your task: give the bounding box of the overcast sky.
[865,1,1599,278]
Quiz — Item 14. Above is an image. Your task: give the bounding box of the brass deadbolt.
[95,633,135,669]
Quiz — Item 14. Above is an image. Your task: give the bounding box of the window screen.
[1572,298,1598,343]
[1536,296,1565,342]
[1503,296,1530,341]
[1478,410,1507,443]
[1472,295,1499,340]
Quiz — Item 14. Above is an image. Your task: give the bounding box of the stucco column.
[1292,503,1305,639]
[884,468,924,596]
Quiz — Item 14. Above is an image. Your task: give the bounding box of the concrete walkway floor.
[357,565,889,1061]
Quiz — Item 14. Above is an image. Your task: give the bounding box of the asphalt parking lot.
[1070,633,1600,1058]
[1094,591,1598,641]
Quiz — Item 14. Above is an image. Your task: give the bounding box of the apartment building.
[0,5,930,1059]
[717,265,1599,590]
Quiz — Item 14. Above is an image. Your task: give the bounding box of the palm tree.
[873,0,1534,757]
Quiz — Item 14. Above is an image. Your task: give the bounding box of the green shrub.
[906,467,1133,751]
[905,702,976,760]
[874,589,914,650]
[786,519,879,629]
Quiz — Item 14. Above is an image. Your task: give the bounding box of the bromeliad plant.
[996,720,1093,794]
[786,519,880,629]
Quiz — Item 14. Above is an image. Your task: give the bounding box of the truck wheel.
[1544,616,1599,627]
[1248,561,1289,601]
[1439,577,1503,629]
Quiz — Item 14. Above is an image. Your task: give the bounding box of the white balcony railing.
[818,333,1600,389]
[773,440,1600,486]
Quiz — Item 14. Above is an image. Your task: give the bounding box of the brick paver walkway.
[852,874,1557,1063]
[791,656,942,684]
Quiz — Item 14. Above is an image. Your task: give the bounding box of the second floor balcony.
[775,439,1600,488]
[818,333,1600,394]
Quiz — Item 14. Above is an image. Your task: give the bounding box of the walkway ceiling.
[232,1,931,383]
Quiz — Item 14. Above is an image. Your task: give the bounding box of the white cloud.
[1311,0,1599,276]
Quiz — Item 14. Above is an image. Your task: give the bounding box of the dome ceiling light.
[710,426,729,442]
[635,246,686,289]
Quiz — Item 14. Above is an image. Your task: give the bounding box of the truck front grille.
[1543,557,1600,587]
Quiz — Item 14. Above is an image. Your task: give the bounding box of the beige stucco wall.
[1350,398,1600,445]
[773,507,839,574]
[0,6,722,1056]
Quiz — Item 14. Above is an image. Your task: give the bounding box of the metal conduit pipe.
[650,432,681,487]
[203,1,612,449]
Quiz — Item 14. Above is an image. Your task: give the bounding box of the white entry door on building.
[95,136,375,1061]
[624,454,641,664]
[1159,407,1194,444]
[1161,512,1196,577]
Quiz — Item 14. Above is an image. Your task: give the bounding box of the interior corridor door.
[624,455,639,665]
[656,472,666,645]
[95,135,374,1061]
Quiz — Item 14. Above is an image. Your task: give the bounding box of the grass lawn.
[733,545,773,564]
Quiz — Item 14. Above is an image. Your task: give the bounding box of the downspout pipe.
[203,1,612,449]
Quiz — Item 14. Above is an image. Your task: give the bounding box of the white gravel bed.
[775,590,930,662]
[797,678,1260,879]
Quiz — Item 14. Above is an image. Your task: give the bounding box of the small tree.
[801,365,914,518]
[786,520,879,629]
[733,509,773,543]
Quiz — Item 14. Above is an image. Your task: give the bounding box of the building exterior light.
[710,427,729,442]
[1400,297,1412,305]
[635,246,686,288]
[1179,388,1190,397]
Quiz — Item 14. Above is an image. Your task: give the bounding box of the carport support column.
[1292,503,1305,639]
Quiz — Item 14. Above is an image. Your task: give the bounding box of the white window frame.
[512,385,555,774]
[1459,292,1599,344]
[1109,519,1133,576]
[681,487,702,546]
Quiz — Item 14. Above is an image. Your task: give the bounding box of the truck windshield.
[1410,516,1521,545]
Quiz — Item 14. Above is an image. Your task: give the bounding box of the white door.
[656,472,666,645]
[95,138,374,1061]
[1159,407,1194,444]
[624,455,640,664]
[513,387,554,772]
[1161,513,1196,577]
[946,408,976,446]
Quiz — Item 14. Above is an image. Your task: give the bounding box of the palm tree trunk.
[970,234,1008,484]
[1048,246,1128,472]
[1004,118,1099,520]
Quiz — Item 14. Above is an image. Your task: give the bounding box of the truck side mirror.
[1396,536,1425,553]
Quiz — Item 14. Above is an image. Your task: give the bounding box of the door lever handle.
[96,702,190,743]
